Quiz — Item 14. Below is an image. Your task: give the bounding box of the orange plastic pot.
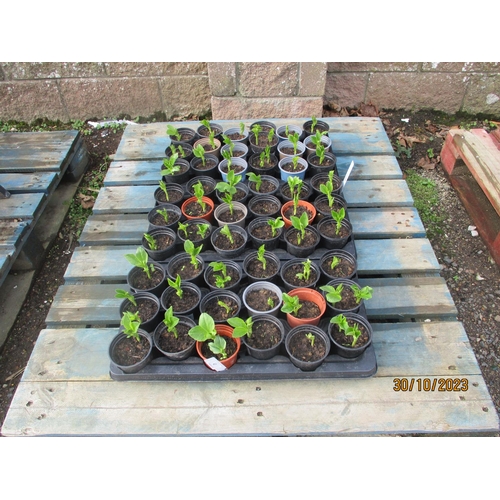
[195,324,241,370]
[181,196,215,224]
[285,287,326,328]
[281,200,316,229]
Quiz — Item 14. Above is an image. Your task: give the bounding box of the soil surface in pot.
[250,199,280,216]
[246,320,282,350]
[157,323,194,353]
[220,164,245,174]
[144,232,175,251]
[245,288,279,312]
[198,125,222,138]
[150,210,180,227]
[315,197,345,214]
[179,223,210,243]
[286,228,318,248]
[321,255,356,279]
[170,131,195,143]
[193,158,218,172]
[249,179,276,194]
[170,258,203,280]
[217,208,245,224]
[188,180,214,196]
[250,133,278,148]
[309,155,335,168]
[131,268,164,290]
[249,155,278,170]
[226,131,245,141]
[311,176,341,193]
[283,205,314,222]
[245,257,279,280]
[280,162,306,173]
[122,298,158,324]
[280,146,302,156]
[213,232,245,251]
[183,200,212,218]
[200,336,238,361]
[292,300,321,320]
[330,319,370,349]
[281,185,310,200]
[204,297,239,322]
[165,163,189,177]
[249,222,279,241]
[329,285,359,311]
[156,188,184,205]
[288,332,327,362]
[163,288,199,314]
[319,220,351,240]
[283,263,318,288]
[207,267,240,289]
[112,335,150,366]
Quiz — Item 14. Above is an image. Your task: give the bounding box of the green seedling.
[252,124,262,145]
[162,306,179,338]
[221,149,233,171]
[256,244,267,270]
[351,284,373,304]
[248,172,262,192]
[239,122,245,135]
[287,132,300,155]
[305,332,315,347]
[184,239,203,269]
[158,179,169,202]
[193,181,206,212]
[115,289,137,307]
[227,317,253,339]
[200,119,212,134]
[166,124,181,141]
[291,155,301,172]
[218,300,231,315]
[315,143,326,164]
[281,293,302,316]
[177,144,186,158]
[287,176,303,215]
[167,274,183,298]
[161,153,180,176]
[311,116,318,133]
[120,311,141,342]
[330,207,346,235]
[156,207,169,224]
[209,261,232,289]
[220,225,234,245]
[193,144,206,167]
[143,232,158,251]
[208,130,216,150]
[177,221,189,239]
[267,128,275,144]
[330,314,362,347]
[330,256,341,270]
[125,247,154,280]
[259,146,271,167]
[290,212,309,245]
[188,312,228,359]
[311,129,327,147]
[295,259,312,281]
[222,134,235,156]
[268,217,284,237]
[196,223,210,239]
[427,148,434,159]
[267,297,275,308]
[320,179,335,208]
[320,283,343,306]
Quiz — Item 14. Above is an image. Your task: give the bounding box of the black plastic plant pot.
[199,290,242,323]
[221,142,249,160]
[168,127,197,146]
[310,172,342,198]
[215,182,250,206]
[160,282,202,317]
[211,224,248,259]
[141,227,177,262]
[127,263,167,298]
[242,249,281,284]
[313,193,348,221]
[203,261,243,293]
[247,174,280,197]
[148,203,182,232]
[166,253,205,287]
[119,291,162,333]
[242,314,286,361]
[165,141,194,163]
[190,154,220,179]
[176,218,213,251]
[186,176,217,202]
[328,312,373,359]
[162,158,191,185]
[285,226,320,258]
[279,180,312,203]
[302,119,329,137]
[153,315,197,361]
[285,325,331,372]
[249,120,277,133]
[247,153,279,176]
[196,122,223,141]
[321,278,363,316]
[307,152,337,177]
[319,249,358,284]
[247,194,282,220]
[279,258,321,292]
[109,329,154,374]
[154,183,185,207]
[247,217,283,251]
[317,217,353,250]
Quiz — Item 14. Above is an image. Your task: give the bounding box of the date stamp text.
[393,378,468,392]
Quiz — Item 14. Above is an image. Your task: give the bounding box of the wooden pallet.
[2,117,498,437]
[441,128,500,266]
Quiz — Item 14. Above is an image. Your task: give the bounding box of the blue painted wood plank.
[103,160,160,186]
[0,172,58,194]
[92,186,156,214]
[343,180,413,207]
[336,155,402,180]
[0,220,30,247]
[0,192,45,220]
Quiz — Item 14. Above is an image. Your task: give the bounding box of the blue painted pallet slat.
[0,172,58,194]
[0,192,45,220]
[336,155,402,180]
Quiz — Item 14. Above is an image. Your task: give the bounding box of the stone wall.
[0,62,499,123]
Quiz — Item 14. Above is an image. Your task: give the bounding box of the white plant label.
[204,357,227,371]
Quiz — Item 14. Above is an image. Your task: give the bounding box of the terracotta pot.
[195,324,241,370]
[285,288,326,328]
[281,200,317,229]
[181,196,215,223]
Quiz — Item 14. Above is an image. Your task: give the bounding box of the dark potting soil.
[330,320,370,349]
[213,231,245,251]
[201,143,218,153]
[250,200,280,216]
[283,263,318,287]
[281,185,309,200]
[218,208,245,224]
[311,176,341,192]
[155,189,183,205]
[280,147,301,156]
[288,331,327,362]
[206,266,240,289]
[188,181,215,196]
[245,257,279,280]
[332,285,359,311]
[169,131,194,143]
[204,297,239,322]
[293,300,321,319]
[193,158,218,172]
[321,256,356,279]
[250,132,278,148]
[200,336,238,361]
[220,164,244,174]
[315,198,345,214]
[285,228,318,248]
[280,162,306,174]
[198,125,222,138]
[112,335,151,366]
[245,320,282,350]
[166,163,189,177]
[151,210,180,227]
[183,200,211,218]
[226,132,245,141]
[179,223,209,243]
[170,258,203,280]
[245,288,279,312]
[319,219,351,240]
[163,288,199,314]
[157,323,195,353]
[309,155,335,167]
[249,155,278,171]
[283,205,313,221]
[249,179,276,194]
[144,232,175,251]
[303,123,328,135]
[130,267,164,291]
[249,222,278,241]
[122,298,158,324]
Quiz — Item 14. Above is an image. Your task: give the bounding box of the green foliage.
[162,306,179,338]
[427,148,434,159]
[248,172,262,192]
[201,119,212,134]
[320,283,343,305]
[193,181,206,212]
[259,146,271,167]
[193,144,206,167]
[166,124,181,141]
[311,116,318,133]
[330,207,346,235]
[208,335,228,359]
[120,311,141,342]
[218,300,231,314]
[161,153,180,176]
[305,332,315,347]
[167,274,183,298]
[178,221,189,238]
[239,122,245,135]
[184,240,203,269]
[220,225,234,244]
[227,317,253,338]
[315,143,326,164]
[222,134,235,156]
[115,289,137,307]
[209,262,232,289]
[256,244,267,270]
[330,314,362,347]
[158,180,169,202]
[287,132,300,155]
[290,212,309,245]
[268,217,284,237]
[143,232,157,250]
[267,128,275,144]
[156,207,169,224]
[197,223,210,239]
[330,255,340,270]
[320,179,335,208]
[295,259,312,281]
[393,141,412,158]
[188,313,227,358]
[351,284,373,304]
[287,176,303,215]
[267,297,275,308]
[281,293,302,316]
[251,124,262,145]
[124,247,154,280]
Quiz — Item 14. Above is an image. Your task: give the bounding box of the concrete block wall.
[325,62,500,115]
[0,62,499,123]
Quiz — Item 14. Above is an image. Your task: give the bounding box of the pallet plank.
[79,214,149,245]
[0,220,30,247]
[92,186,156,214]
[0,172,58,194]
[104,160,160,186]
[336,155,402,180]
[0,192,45,220]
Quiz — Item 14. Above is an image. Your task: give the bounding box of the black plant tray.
[109,313,377,381]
